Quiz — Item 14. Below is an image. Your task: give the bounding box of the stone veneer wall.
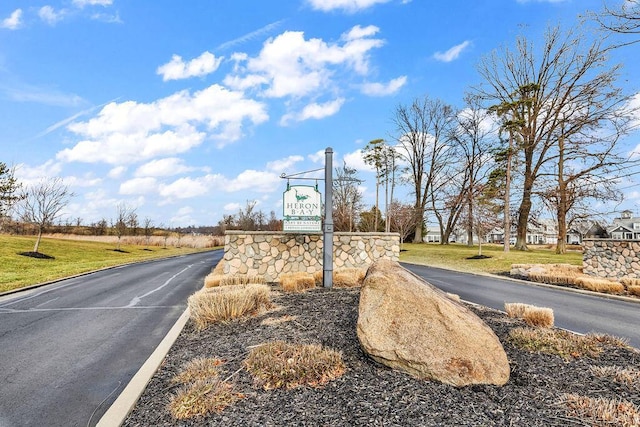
[583,239,640,279]
[223,231,400,282]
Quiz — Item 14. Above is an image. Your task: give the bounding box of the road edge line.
[96,307,190,427]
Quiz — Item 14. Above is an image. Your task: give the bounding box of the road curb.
[401,262,640,305]
[97,308,191,427]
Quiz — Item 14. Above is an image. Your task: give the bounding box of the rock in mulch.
[357,260,510,386]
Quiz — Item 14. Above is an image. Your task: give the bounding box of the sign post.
[323,147,333,288]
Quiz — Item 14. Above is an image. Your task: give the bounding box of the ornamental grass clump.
[505,303,554,328]
[590,365,640,388]
[508,328,629,360]
[574,276,624,294]
[312,268,367,287]
[244,341,345,389]
[628,285,640,297]
[188,284,272,330]
[562,394,640,427]
[168,378,242,420]
[279,272,316,293]
[171,358,224,385]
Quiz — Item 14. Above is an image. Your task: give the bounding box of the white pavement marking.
[126,264,194,308]
[0,305,183,313]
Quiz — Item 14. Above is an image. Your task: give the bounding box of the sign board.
[283,185,322,232]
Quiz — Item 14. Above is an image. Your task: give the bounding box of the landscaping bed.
[123,287,640,426]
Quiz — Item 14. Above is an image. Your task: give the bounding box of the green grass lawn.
[398,242,583,275]
[0,235,217,293]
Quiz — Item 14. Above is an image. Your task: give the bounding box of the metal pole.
[323,147,333,288]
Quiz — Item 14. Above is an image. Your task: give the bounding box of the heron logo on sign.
[283,185,321,232]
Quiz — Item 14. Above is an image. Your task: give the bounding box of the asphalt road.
[402,263,640,349]
[0,250,222,427]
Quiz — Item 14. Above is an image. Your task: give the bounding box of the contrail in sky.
[216,19,285,52]
[33,96,121,140]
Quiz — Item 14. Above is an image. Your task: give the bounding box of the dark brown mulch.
[123,287,640,427]
[18,251,55,259]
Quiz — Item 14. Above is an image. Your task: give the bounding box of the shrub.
[509,328,629,360]
[171,358,224,385]
[244,341,345,389]
[562,394,640,426]
[168,378,242,419]
[188,284,272,330]
[574,277,624,294]
[279,272,316,293]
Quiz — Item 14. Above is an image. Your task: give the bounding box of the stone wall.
[583,239,640,279]
[223,231,400,282]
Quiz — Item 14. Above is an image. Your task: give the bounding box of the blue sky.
[1,0,639,227]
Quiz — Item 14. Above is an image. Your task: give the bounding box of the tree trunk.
[504,132,513,252]
[413,205,423,243]
[33,227,43,253]
[466,196,474,246]
[556,132,567,255]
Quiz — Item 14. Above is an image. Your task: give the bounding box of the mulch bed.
[123,287,640,427]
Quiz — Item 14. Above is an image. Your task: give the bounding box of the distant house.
[607,210,640,240]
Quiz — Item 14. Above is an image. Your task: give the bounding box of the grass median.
[0,235,217,293]
[398,242,583,275]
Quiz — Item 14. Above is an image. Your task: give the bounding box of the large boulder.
[357,260,510,387]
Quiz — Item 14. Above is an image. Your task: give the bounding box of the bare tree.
[113,203,135,251]
[387,201,419,249]
[393,96,456,242]
[143,217,154,248]
[593,0,640,45]
[450,95,496,247]
[332,162,363,232]
[475,25,634,250]
[20,177,73,254]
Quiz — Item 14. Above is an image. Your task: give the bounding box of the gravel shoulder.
[123,287,640,427]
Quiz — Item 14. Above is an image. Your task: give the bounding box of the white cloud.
[307,0,392,13]
[225,170,280,192]
[224,202,242,211]
[224,25,384,98]
[170,206,195,225]
[58,84,268,164]
[433,40,471,63]
[14,160,63,186]
[120,177,159,195]
[134,158,194,177]
[361,76,407,96]
[343,149,372,171]
[4,82,86,107]
[73,0,113,7]
[308,150,326,163]
[1,9,23,30]
[108,166,127,178]
[280,98,345,125]
[157,52,223,81]
[38,6,67,25]
[159,176,215,200]
[266,155,305,172]
[64,173,102,188]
